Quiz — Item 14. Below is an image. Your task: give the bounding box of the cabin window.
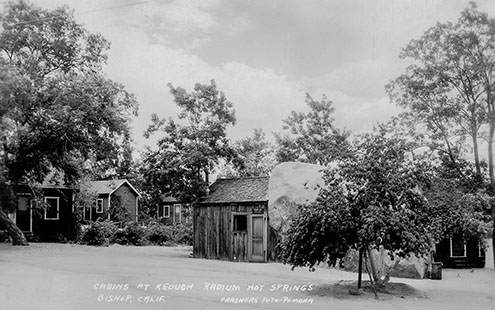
[233,214,247,231]
[450,235,466,258]
[173,204,181,223]
[163,205,170,218]
[96,199,104,213]
[44,197,59,220]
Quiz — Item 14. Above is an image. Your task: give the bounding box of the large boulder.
[338,248,430,279]
[268,162,326,235]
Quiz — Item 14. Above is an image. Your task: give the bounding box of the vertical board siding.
[114,185,138,221]
[193,202,269,262]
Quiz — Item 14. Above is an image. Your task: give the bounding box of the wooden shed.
[193,176,270,262]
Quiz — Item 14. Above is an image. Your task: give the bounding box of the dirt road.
[0,243,494,310]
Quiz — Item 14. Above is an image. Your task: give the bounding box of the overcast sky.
[4,0,495,151]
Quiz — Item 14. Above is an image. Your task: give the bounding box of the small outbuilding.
[193,176,270,262]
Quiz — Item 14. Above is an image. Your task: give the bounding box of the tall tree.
[0,1,138,244]
[387,3,495,181]
[386,3,495,265]
[141,80,236,206]
[227,128,276,177]
[274,93,351,166]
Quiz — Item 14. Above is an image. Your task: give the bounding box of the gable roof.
[88,179,141,197]
[199,176,269,204]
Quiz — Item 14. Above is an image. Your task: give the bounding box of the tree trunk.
[487,84,495,268]
[357,248,363,289]
[472,132,481,177]
[0,209,28,246]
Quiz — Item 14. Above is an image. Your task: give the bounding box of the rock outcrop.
[267,162,325,236]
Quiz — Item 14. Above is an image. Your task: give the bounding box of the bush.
[145,222,172,245]
[111,222,146,246]
[80,220,118,246]
[79,220,193,247]
[170,223,193,245]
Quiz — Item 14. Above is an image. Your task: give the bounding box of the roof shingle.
[200,176,269,203]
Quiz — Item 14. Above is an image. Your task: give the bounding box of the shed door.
[16,196,31,232]
[249,215,266,262]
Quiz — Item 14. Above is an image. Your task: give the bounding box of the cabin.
[157,195,190,225]
[8,184,77,242]
[434,234,485,268]
[193,176,271,262]
[84,179,140,222]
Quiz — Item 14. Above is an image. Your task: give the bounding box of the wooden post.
[358,248,363,289]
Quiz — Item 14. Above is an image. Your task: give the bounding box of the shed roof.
[199,176,269,204]
[88,179,141,197]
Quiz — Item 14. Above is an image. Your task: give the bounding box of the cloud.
[125,0,252,49]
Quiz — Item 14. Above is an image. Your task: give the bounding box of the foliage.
[0,0,108,79]
[111,222,146,246]
[80,220,118,246]
[221,128,277,177]
[141,80,236,204]
[274,93,351,166]
[386,2,495,182]
[281,132,436,274]
[0,0,138,185]
[168,223,193,245]
[106,196,133,227]
[79,221,192,246]
[144,221,172,245]
[425,161,491,242]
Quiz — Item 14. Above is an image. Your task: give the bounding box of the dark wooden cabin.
[434,233,485,268]
[193,176,270,262]
[7,185,77,242]
[157,195,190,225]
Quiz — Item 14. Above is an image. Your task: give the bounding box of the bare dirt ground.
[0,243,494,310]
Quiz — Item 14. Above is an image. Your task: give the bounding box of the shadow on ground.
[308,280,428,300]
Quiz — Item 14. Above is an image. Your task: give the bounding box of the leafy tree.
[0,0,138,244]
[281,131,436,288]
[274,93,351,166]
[141,80,236,206]
[223,128,276,177]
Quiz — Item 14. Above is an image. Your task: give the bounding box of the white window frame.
[96,199,104,213]
[173,204,181,224]
[163,205,170,218]
[450,237,467,258]
[44,197,59,220]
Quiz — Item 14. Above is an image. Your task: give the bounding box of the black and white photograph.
[0,0,494,309]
